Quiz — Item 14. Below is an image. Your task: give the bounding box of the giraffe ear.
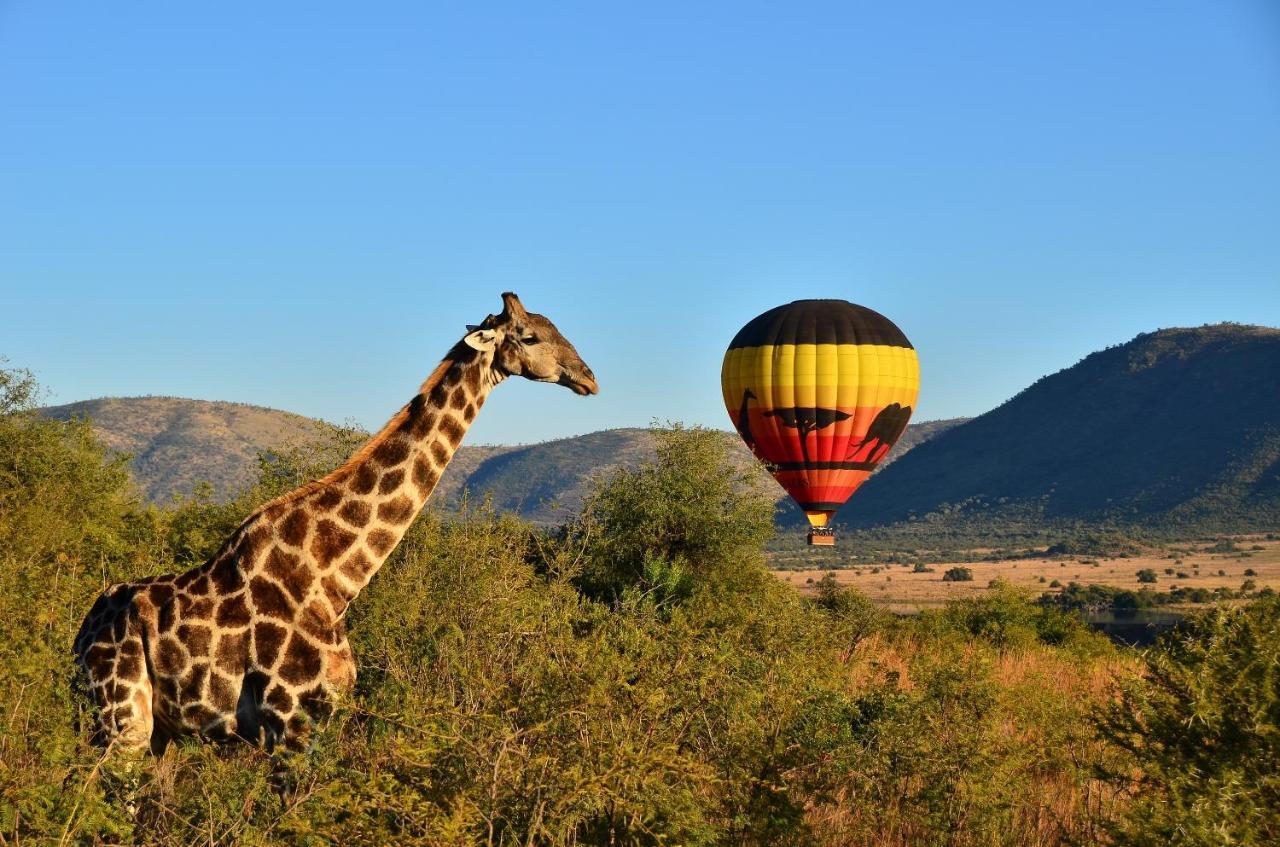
[463,328,498,352]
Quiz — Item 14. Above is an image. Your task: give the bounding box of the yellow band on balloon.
[722,343,920,410]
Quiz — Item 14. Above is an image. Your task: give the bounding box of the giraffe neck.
[269,344,503,616]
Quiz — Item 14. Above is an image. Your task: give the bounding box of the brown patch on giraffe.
[249,576,295,620]
[263,547,313,604]
[158,601,179,633]
[215,593,251,628]
[253,621,288,668]
[449,385,468,410]
[299,600,335,644]
[413,457,439,497]
[155,637,186,676]
[182,703,218,729]
[210,557,245,594]
[208,673,238,712]
[339,550,373,583]
[148,583,175,605]
[321,574,356,609]
[175,569,200,590]
[86,647,115,679]
[465,365,481,391]
[156,675,179,703]
[373,437,410,467]
[428,382,450,408]
[278,633,322,685]
[279,510,309,547]
[378,495,415,526]
[410,408,437,438]
[367,528,397,557]
[214,630,248,674]
[181,662,210,702]
[338,500,371,528]
[313,487,343,511]
[378,469,405,494]
[440,415,465,447]
[429,440,449,467]
[463,403,477,422]
[249,523,274,548]
[311,519,357,563]
[350,464,378,495]
[178,594,215,619]
[266,684,294,714]
[177,623,212,656]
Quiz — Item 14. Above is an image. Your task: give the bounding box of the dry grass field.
[774,535,1280,611]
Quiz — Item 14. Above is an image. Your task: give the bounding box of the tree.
[942,566,973,582]
[1136,569,1158,584]
[571,424,776,600]
[1098,597,1280,846]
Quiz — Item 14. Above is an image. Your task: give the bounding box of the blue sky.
[2,1,1278,444]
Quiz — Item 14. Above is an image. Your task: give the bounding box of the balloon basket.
[807,527,836,547]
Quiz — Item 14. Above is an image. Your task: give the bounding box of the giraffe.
[72,292,597,753]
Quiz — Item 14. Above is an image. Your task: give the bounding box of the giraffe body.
[73,293,596,752]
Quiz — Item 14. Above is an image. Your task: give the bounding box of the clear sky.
[2,1,1278,444]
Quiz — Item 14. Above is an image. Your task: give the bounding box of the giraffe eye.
[521,334,539,345]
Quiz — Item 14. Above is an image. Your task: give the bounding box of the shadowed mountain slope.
[838,324,1280,532]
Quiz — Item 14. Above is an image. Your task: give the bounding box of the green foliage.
[942,566,974,582]
[570,423,777,600]
[1099,597,1280,846]
[0,369,1266,846]
[1136,568,1158,583]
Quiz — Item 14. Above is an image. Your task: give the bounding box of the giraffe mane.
[249,355,461,515]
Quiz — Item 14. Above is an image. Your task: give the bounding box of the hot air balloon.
[721,300,919,545]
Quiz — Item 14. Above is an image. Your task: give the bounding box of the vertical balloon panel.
[721,300,919,546]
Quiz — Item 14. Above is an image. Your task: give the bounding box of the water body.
[1084,609,1185,646]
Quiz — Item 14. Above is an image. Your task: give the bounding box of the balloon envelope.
[721,300,919,538]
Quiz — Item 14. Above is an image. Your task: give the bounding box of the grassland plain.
[773,535,1280,611]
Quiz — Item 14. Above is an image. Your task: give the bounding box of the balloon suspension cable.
[807,526,836,547]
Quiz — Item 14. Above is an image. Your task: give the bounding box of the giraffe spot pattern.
[338,500,371,527]
[367,529,397,557]
[311,519,357,563]
[350,464,378,495]
[378,495,415,525]
[280,509,309,547]
[215,593,251,628]
[278,633,322,685]
[249,576,295,620]
[378,469,405,494]
[263,547,313,603]
[254,621,288,668]
[440,415,465,447]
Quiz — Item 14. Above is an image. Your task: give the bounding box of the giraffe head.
[464,292,599,395]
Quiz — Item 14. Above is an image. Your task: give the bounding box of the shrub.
[942,566,974,582]
[1136,569,1159,584]
[1098,597,1280,845]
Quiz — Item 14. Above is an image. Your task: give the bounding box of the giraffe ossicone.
[73,292,597,753]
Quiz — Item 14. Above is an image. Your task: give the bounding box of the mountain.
[38,397,322,503]
[839,324,1280,532]
[37,396,963,521]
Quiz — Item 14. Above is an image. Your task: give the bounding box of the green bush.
[1136,568,1158,583]
[942,566,973,582]
[1098,597,1280,846]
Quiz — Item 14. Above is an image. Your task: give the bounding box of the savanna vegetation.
[2,363,1278,846]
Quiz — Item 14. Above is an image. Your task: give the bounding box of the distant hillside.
[38,397,322,502]
[839,324,1280,533]
[38,396,962,522]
